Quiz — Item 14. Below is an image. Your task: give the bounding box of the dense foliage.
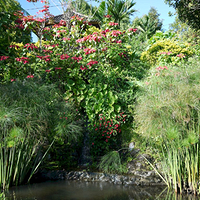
[165,0,200,30]
[1,0,200,196]
[135,56,200,194]
[0,80,82,189]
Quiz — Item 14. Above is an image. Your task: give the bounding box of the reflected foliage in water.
[3,181,200,200]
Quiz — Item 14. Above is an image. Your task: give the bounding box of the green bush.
[141,39,193,66]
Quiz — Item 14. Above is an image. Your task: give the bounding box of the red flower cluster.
[76,33,103,43]
[59,20,67,26]
[55,67,62,70]
[108,22,118,26]
[128,28,137,32]
[71,15,84,22]
[72,56,82,62]
[37,55,51,62]
[87,60,98,67]
[38,5,49,13]
[22,15,35,22]
[24,43,38,50]
[83,48,96,55]
[9,45,20,49]
[15,57,29,64]
[101,29,111,35]
[92,113,126,144]
[0,56,9,61]
[43,49,53,53]
[110,30,122,37]
[60,54,70,60]
[80,66,87,71]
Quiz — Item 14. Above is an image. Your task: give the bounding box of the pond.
[4,180,200,200]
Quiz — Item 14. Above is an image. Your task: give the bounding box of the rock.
[33,153,165,186]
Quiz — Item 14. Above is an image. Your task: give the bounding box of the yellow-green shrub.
[141,39,193,66]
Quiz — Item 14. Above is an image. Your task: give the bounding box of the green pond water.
[4,180,200,200]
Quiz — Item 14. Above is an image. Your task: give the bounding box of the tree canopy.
[165,0,200,30]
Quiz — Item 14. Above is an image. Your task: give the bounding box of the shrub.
[141,39,193,66]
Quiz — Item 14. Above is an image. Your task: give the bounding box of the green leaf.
[114,104,121,112]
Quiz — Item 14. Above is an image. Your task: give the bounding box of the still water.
[4,180,200,200]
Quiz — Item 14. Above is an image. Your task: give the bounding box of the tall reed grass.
[0,80,82,189]
[134,57,200,195]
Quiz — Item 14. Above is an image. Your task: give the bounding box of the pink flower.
[44,27,50,31]
[108,22,118,26]
[128,28,137,32]
[45,69,51,73]
[105,139,108,142]
[92,143,94,145]
[110,30,122,37]
[156,66,168,71]
[26,75,34,78]
[63,37,70,41]
[43,49,53,53]
[84,48,96,55]
[116,40,122,43]
[160,52,167,55]
[11,79,16,82]
[59,20,66,26]
[80,66,87,71]
[177,53,185,58]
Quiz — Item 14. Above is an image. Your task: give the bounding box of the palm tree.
[107,0,136,28]
[132,8,162,40]
[133,15,162,40]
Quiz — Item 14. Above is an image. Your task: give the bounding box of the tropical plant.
[93,0,136,29]
[133,8,162,40]
[106,0,136,28]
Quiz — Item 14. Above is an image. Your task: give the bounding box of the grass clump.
[134,57,200,195]
[0,80,83,189]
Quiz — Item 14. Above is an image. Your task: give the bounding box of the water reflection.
[4,180,200,200]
